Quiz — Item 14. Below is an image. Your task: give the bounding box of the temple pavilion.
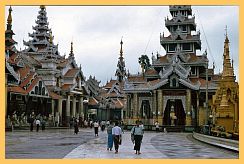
[124,5,222,130]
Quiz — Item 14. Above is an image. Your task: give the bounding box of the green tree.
[138,55,151,74]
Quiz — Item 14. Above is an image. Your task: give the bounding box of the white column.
[51,99,55,116]
[72,96,76,117]
[66,95,70,123]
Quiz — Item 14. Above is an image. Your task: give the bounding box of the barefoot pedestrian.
[35,118,41,132]
[94,121,99,137]
[112,121,122,154]
[107,121,114,151]
[131,120,144,155]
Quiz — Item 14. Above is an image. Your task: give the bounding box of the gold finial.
[225,25,227,37]
[7,6,12,25]
[225,25,229,43]
[49,31,53,44]
[70,41,73,54]
[40,5,46,10]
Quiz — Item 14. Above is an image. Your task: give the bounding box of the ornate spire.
[40,5,46,10]
[7,6,12,25]
[222,27,235,81]
[115,39,126,82]
[120,37,123,57]
[70,41,73,54]
[5,6,17,55]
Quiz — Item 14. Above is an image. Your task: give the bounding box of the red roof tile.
[7,86,27,95]
[19,66,31,80]
[158,55,168,63]
[127,75,146,82]
[114,99,124,109]
[20,72,35,87]
[62,84,72,90]
[88,97,99,106]
[64,68,80,77]
[190,78,213,87]
[49,91,62,100]
[104,80,117,88]
[145,69,158,75]
[26,77,40,93]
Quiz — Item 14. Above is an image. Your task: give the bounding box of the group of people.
[106,120,144,155]
[28,116,46,132]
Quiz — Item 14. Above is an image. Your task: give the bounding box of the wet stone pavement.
[6,128,238,159]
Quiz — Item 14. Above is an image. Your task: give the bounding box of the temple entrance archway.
[163,99,186,125]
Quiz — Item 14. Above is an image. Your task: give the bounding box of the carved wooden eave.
[6,60,20,83]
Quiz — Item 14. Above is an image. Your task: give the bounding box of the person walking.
[35,118,41,132]
[107,122,114,151]
[120,121,125,133]
[131,120,144,155]
[94,121,99,137]
[101,120,106,132]
[29,116,34,132]
[74,118,79,135]
[155,121,160,132]
[41,117,46,131]
[112,121,122,154]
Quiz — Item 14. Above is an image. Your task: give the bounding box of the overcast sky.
[5,6,239,85]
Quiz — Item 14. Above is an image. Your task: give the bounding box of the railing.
[193,132,239,152]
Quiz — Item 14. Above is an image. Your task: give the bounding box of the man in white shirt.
[112,121,122,153]
[93,121,99,137]
[155,121,160,132]
[35,119,41,132]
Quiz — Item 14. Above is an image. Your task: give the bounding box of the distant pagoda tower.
[23,6,60,60]
[5,6,22,84]
[212,31,239,133]
[115,39,126,82]
[5,6,17,57]
[221,31,235,82]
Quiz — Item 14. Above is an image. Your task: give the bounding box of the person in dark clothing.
[131,120,144,155]
[41,118,46,131]
[29,117,34,132]
[74,118,79,134]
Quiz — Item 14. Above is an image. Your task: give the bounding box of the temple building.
[86,75,101,120]
[99,40,127,121]
[5,6,89,127]
[124,5,221,130]
[211,33,239,133]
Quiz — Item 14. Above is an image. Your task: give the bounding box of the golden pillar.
[133,93,138,120]
[186,89,192,126]
[196,92,199,126]
[153,90,157,121]
[157,90,163,125]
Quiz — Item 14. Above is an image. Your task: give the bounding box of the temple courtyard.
[5,128,238,159]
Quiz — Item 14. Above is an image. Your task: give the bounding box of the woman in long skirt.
[107,122,114,150]
[131,120,144,155]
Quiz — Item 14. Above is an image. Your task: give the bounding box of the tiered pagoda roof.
[23,6,60,58]
[124,5,218,93]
